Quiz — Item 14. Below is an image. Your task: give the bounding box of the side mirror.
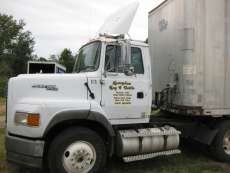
[124,65,135,76]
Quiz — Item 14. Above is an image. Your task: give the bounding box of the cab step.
[123,149,181,163]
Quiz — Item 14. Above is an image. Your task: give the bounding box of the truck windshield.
[74,41,101,73]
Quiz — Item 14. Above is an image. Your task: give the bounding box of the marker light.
[15,112,40,127]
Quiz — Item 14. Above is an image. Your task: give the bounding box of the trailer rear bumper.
[5,134,44,168]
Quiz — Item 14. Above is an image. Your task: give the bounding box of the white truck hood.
[8,73,88,104]
[7,73,90,137]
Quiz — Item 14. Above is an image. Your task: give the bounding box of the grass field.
[0,97,230,173]
[107,149,230,173]
[0,129,7,173]
[0,98,5,117]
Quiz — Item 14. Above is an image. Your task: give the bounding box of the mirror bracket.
[124,64,135,76]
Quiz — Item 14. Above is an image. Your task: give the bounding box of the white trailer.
[149,0,230,116]
[27,61,66,74]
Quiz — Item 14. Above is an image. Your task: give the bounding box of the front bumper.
[5,134,45,168]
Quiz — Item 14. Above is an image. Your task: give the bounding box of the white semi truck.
[5,1,230,173]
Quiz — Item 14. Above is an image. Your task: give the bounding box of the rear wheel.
[211,121,230,162]
[48,127,107,173]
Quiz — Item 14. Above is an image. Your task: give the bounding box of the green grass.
[107,149,230,173]
[0,98,5,117]
[0,129,7,173]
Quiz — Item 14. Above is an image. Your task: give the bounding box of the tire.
[210,121,230,162]
[48,127,107,173]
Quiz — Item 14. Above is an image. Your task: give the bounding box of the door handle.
[137,92,144,99]
[100,79,105,85]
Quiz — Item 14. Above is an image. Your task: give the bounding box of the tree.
[0,61,13,77]
[49,54,58,62]
[0,13,34,76]
[58,48,75,73]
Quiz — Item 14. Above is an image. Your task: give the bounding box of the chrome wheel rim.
[223,130,230,155]
[62,141,96,173]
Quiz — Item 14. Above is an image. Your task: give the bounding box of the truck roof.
[84,36,149,48]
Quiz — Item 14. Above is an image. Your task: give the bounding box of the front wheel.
[211,121,230,162]
[48,127,107,173]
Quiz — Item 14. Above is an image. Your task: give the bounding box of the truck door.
[101,43,151,121]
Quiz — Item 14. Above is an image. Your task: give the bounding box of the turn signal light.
[15,112,40,127]
[27,113,40,127]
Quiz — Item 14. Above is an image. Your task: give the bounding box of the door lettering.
[109,81,134,105]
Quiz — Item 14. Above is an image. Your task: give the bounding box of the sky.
[0,0,164,58]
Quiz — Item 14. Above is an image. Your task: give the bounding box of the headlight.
[15,112,40,127]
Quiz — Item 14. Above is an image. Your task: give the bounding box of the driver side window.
[131,47,144,74]
[105,45,122,73]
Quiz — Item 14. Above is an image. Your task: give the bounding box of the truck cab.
[5,35,180,173]
[73,36,152,124]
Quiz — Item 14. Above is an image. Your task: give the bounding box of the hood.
[8,73,88,105]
